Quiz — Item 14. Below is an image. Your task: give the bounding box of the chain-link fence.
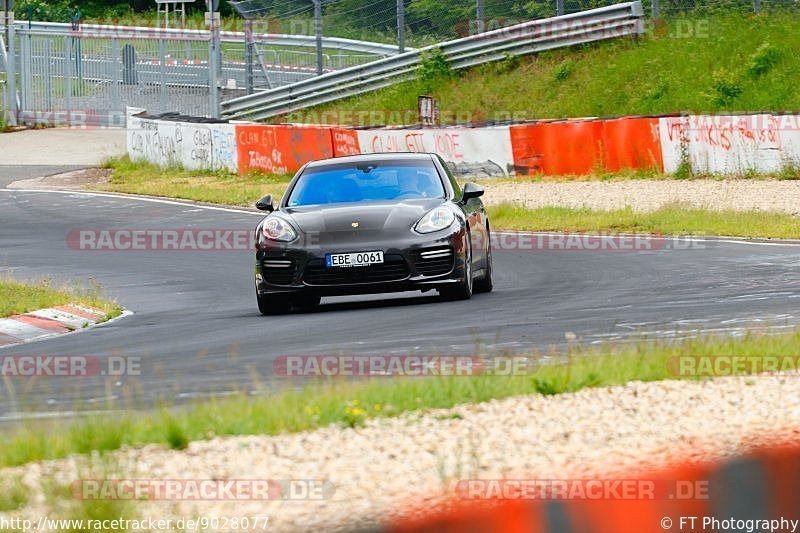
[2,0,792,126]
[0,17,391,125]
[0,22,216,126]
[229,0,789,48]
[16,28,213,124]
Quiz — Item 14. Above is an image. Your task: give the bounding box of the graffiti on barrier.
[356,128,515,178]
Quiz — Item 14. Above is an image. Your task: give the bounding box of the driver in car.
[397,168,442,198]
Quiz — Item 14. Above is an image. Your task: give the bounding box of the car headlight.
[414,206,456,234]
[260,216,298,242]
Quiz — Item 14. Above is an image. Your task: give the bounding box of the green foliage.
[14,0,75,22]
[746,42,782,79]
[313,12,800,123]
[165,418,190,450]
[674,141,693,179]
[0,477,28,512]
[552,59,575,82]
[417,47,454,92]
[711,67,743,107]
[496,53,522,75]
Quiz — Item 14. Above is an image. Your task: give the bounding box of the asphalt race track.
[2,188,800,420]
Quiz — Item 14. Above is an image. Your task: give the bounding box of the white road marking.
[26,308,90,329]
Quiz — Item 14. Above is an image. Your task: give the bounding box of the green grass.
[0,278,121,319]
[488,203,800,239]
[2,327,799,468]
[299,12,800,125]
[98,158,800,239]
[0,476,29,512]
[98,156,291,207]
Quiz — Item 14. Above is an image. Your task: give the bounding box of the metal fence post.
[159,39,168,112]
[111,38,120,121]
[754,0,761,12]
[18,28,30,112]
[396,0,405,53]
[313,0,323,75]
[63,35,72,119]
[43,37,52,112]
[651,0,660,19]
[207,3,221,118]
[476,0,485,33]
[557,0,565,16]
[5,15,17,125]
[244,18,254,95]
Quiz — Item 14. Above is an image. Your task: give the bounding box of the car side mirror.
[255,194,274,212]
[461,182,484,202]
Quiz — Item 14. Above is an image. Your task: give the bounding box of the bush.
[552,59,574,82]
[711,68,742,107]
[417,47,454,92]
[746,42,782,79]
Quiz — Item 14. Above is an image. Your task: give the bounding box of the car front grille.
[261,258,297,285]
[303,254,410,285]
[413,247,454,277]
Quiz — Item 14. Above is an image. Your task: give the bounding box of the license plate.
[326,251,384,268]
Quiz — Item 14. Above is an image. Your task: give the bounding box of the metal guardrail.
[221,1,645,122]
[9,21,408,56]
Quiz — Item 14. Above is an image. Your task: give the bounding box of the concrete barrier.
[380,441,800,533]
[126,109,800,178]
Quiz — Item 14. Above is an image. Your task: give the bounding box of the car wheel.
[439,230,473,300]
[292,295,321,311]
[474,225,493,294]
[257,291,291,315]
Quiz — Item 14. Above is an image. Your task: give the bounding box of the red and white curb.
[0,305,116,348]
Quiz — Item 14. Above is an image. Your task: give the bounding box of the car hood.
[281,199,446,234]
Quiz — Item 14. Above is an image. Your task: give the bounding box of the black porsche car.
[253,152,493,314]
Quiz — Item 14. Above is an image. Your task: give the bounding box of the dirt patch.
[7,168,112,190]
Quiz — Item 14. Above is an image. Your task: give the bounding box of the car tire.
[257,291,291,315]
[473,225,493,294]
[439,230,473,301]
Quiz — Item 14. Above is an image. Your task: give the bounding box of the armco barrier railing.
[221,2,645,122]
[11,21,407,56]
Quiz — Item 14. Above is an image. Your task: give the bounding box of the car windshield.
[286,159,445,207]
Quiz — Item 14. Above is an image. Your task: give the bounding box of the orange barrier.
[331,128,362,156]
[236,124,334,174]
[510,117,664,176]
[601,117,663,172]
[509,120,602,175]
[231,117,664,177]
[384,442,800,533]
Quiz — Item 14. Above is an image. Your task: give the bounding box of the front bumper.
[255,228,467,297]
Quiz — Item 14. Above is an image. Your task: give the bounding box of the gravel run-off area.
[2,375,799,532]
[11,171,800,215]
[481,179,800,214]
